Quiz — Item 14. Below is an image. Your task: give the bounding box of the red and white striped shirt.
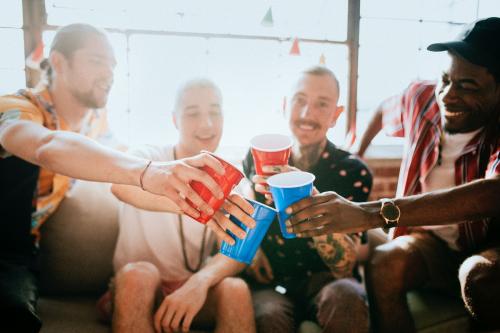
[381,81,500,252]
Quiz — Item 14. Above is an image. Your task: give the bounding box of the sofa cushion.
[39,297,109,333]
[39,181,119,296]
[408,290,470,333]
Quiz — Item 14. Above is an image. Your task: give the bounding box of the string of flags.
[260,6,326,65]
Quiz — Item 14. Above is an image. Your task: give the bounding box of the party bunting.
[261,7,273,27]
[289,38,300,55]
[319,53,326,65]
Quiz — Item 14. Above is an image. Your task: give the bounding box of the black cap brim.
[427,41,491,70]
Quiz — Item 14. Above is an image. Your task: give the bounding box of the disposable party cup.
[267,171,315,239]
[187,151,245,224]
[250,134,292,176]
[220,199,277,264]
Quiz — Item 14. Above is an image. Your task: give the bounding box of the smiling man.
[242,66,373,333]
[107,79,256,333]
[0,24,245,332]
[286,17,500,332]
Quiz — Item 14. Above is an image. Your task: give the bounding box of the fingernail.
[240,232,247,239]
[230,239,235,245]
[206,207,214,215]
[286,227,293,233]
[297,233,303,237]
[285,220,291,227]
[286,207,292,214]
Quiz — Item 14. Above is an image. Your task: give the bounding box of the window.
[44,0,350,159]
[16,0,500,157]
[0,1,25,95]
[357,0,500,148]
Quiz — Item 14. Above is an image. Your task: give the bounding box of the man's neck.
[174,144,196,160]
[291,139,327,171]
[50,84,91,132]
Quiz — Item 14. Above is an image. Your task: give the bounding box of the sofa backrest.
[39,181,119,296]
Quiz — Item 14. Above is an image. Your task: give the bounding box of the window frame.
[22,0,361,148]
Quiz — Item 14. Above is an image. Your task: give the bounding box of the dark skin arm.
[285,176,500,237]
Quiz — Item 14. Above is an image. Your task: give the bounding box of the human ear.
[329,105,344,128]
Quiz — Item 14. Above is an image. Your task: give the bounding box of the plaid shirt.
[381,81,500,252]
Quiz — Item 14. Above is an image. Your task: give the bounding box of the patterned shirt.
[0,87,111,251]
[381,81,500,251]
[243,140,372,292]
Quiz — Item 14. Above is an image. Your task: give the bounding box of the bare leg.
[191,277,256,333]
[112,262,161,333]
[459,247,500,330]
[366,235,429,333]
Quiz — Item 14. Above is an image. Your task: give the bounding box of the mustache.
[294,120,320,128]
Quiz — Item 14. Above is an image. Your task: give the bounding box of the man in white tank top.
[102,79,256,333]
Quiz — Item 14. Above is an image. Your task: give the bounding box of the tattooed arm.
[313,233,360,279]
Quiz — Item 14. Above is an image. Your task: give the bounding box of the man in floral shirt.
[243,66,373,333]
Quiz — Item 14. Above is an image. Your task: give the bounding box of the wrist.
[191,272,213,290]
[139,160,152,190]
[126,157,150,187]
[359,201,385,229]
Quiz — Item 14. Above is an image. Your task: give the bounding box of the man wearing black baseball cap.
[427,17,500,78]
[285,17,500,332]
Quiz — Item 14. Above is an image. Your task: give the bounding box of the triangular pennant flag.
[289,38,300,55]
[261,7,273,27]
[319,53,326,65]
[26,40,44,69]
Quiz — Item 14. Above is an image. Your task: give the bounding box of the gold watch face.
[382,204,400,221]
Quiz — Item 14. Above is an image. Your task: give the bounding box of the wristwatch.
[380,198,400,232]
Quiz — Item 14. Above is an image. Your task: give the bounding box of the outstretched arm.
[112,184,256,245]
[286,176,500,236]
[0,120,224,218]
[356,107,383,158]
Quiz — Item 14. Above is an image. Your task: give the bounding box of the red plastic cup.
[250,134,292,176]
[187,151,245,224]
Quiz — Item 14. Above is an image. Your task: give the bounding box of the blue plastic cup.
[267,171,315,239]
[220,199,277,264]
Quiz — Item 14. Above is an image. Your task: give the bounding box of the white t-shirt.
[422,129,481,250]
[113,145,216,281]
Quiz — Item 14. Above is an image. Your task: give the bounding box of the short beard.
[73,89,102,109]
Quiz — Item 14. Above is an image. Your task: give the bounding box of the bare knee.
[115,261,160,293]
[369,237,416,292]
[213,277,251,304]
[459,255,499,324]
